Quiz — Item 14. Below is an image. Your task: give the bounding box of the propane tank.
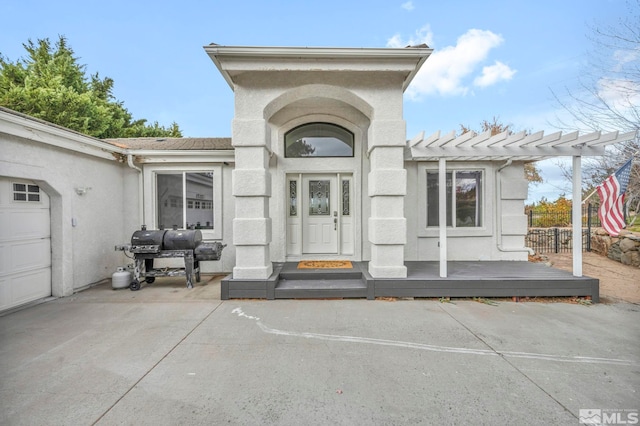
[112,267,131,289]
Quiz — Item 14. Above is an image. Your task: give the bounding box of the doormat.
[298,261,353,269]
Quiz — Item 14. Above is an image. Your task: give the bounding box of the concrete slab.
[1,284,638,425]
[438,301,640,415]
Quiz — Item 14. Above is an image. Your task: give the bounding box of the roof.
[103,137,233,151]
[204,44,433,92]
[0,106,126,161]
[0,106,109,144]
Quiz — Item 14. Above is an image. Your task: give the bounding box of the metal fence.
[525,228,591,254]
[526,204,601,228]
[525,204,601,254]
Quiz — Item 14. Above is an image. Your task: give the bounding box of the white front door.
[302,175,338,254]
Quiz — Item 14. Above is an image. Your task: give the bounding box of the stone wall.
[591,229,640,267]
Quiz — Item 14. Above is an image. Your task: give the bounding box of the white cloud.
[597,77,640,108]
[473,61,516,87]
[612,48,639,72]
[398,28,506,98]
[386,25,433,48]
[526,158,572,203]
[401,1,414,11]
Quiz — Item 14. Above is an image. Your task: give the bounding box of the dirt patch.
[541,252,640,304]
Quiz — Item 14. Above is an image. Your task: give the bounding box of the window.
[156,172,214,230]
[13,183,40,202]
[289,180,298,216]
[285,123,354,157]
[426,170,483,228]
[308,180,331,215]
[342,180,350,216]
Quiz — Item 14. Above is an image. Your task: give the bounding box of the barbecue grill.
[115,226,225,291]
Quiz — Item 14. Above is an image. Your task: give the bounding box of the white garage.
[0,177,51,312]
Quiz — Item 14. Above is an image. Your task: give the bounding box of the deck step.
[275,278,367,299]
[278,270,363,280]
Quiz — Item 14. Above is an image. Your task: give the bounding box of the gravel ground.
[542,251,640,304]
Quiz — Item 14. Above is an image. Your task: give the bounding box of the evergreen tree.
[0,36,182,138]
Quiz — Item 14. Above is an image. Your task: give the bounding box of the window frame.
[145,165,223,240]
[284,122,355,158]
[427,170,483,228]
[417,163,492,238]
[12,182,41,203]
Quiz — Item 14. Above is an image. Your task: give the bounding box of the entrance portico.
[205,44,432,280]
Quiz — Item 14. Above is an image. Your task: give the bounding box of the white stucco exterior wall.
[0,131,139,296]
[406,161,528,261]
[229,70,410,277]
[139,161,235,274]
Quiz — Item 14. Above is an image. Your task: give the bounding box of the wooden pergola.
[407,128,638,279]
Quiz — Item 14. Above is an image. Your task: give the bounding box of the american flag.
[597,158,633,236]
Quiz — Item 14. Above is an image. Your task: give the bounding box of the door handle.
[334,218,337,230]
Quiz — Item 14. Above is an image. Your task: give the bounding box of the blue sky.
[1,0,631,202]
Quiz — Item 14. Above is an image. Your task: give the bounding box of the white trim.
[205,45,432,92]
[417,163,492,238]
[143,164,224,240]
[0,108,125,161]
[204,45,433,59]
[438,158,447,278]
[284,171,356,258]
[275,114,364,262]
[131,150,234,163]
[0,109,237,165]
[408,129,637,161]
[572,156,583,277]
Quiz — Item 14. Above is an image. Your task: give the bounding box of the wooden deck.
[221,261,599,302]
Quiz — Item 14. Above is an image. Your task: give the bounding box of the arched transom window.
[284,123,354,158]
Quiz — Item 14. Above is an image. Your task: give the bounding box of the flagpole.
[581,188,598,204]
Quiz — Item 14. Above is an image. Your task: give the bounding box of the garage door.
[0,178,51,312]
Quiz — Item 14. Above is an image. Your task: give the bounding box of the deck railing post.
[554,227,559,253]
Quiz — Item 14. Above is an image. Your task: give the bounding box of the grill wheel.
[130,280,141,291]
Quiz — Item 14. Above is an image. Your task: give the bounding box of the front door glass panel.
[309,180,330,215]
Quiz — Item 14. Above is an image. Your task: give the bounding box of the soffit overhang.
[204,44,432,92]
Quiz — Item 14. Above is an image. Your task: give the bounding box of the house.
[1,44,635,311]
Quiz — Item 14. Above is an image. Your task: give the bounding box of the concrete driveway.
[1,276,638,425]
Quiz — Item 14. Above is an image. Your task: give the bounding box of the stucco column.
[368,119,407,278]
[231,118,273,279]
